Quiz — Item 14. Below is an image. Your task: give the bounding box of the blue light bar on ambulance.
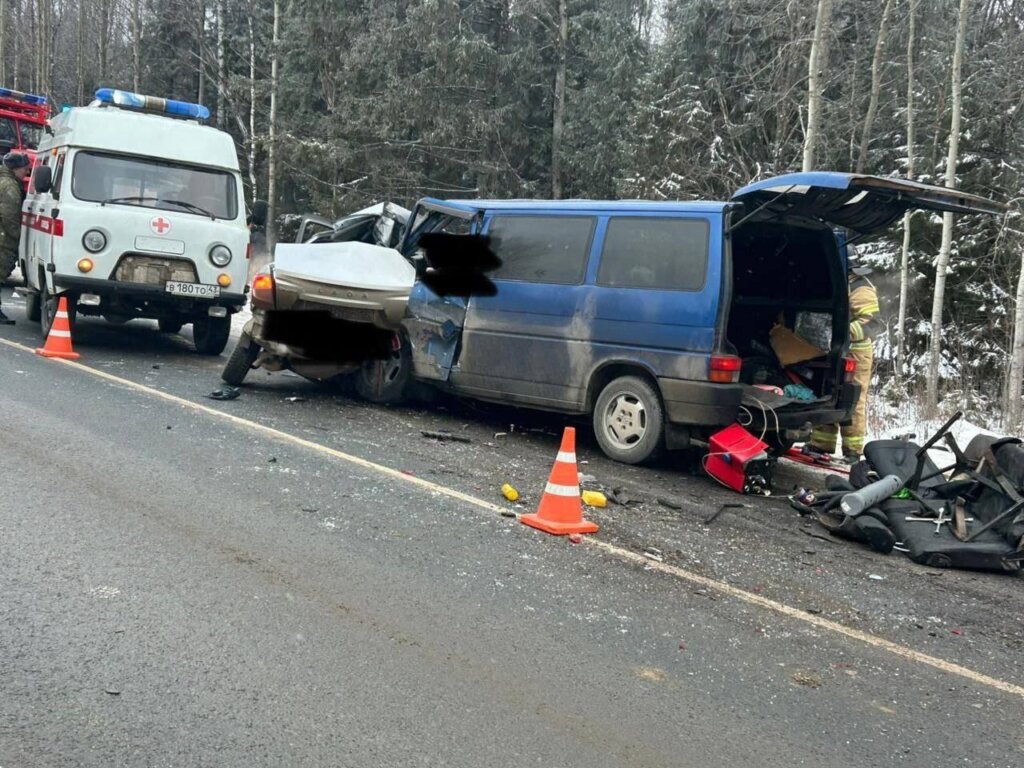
[94,88,210,121]
[0,87,48,106]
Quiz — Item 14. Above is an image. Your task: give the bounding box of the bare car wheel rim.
[602,392,647,449]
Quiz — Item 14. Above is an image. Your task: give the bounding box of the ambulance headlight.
[209,245,232,267]
[82,229,106,253]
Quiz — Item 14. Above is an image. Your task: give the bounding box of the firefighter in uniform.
[0,151,30,325]
[808,255,881,462]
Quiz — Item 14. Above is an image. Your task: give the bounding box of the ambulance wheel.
[158,318,183,334]
[221,332,260,386]
[193,316,231,355]
[25,290,40,323]
[40,282,76,340]
[593,375,664,465]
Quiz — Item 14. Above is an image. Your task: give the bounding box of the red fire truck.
[0,86,50,176]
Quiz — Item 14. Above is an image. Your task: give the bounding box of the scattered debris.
[206,386,240,401]
[677,640,687,651]
[493,432,507,438]
[268,457,278,463]
[285,396,306,403]
[500,510,517,518]
[642,546,663,562]
[868,574,885,581]
[301,507,318,513]
[703,502,743,525]
[805,607,823,615]
[421,430,472,444]
[951,628,964,636]
[581,490,607,508]
[104,687,122,696]
[501,483,520,502]
[401,469,415,476]
[152,364,160,370]
[568,533,584,544]
[790,670,823,689]
[578,472,597,484]
[656,497,683,511]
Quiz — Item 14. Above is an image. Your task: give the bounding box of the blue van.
[357,173,1003,464]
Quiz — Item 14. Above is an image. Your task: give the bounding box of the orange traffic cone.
[521,426,599,536]
[35,296,80,360]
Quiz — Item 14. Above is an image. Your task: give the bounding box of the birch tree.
[802,0,833,171]
[855,0,895,174]
[895,0,916,377]
[266,0,280,249]
[926,0,971,414]
[551,0,568,198]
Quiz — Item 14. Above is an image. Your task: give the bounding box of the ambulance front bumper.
[53,274,246,309]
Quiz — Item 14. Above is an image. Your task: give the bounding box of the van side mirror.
[249,199,268,228]
[32,165,52,195]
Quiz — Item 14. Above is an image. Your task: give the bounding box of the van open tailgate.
[731,172,1007,233]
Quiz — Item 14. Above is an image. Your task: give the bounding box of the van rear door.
[731,172,1007,233]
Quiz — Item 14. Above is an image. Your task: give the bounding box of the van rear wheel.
[40,282,76,340]
[593,375,664,465]
[25,290,40,323]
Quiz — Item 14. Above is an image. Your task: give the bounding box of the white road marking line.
[4,334,1023,700]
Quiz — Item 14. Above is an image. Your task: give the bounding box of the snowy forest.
[3,0,1024,430]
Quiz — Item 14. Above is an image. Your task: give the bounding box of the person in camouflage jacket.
[0,152,30,325]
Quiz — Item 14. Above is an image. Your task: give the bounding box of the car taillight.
[709,354,741,383]
[251,272,274,307]
[843,356,856,383]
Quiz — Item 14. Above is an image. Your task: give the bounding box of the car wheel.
[193,316,231,355]
[158,317,183,334]
[593,375,665,465]
[354,332,411,404]
[25,290,40,323]
[40,281,76,340]
[221,332,261,385]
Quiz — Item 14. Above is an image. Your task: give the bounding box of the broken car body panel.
[731,171,1007,233]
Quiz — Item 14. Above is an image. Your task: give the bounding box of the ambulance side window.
[51,155,65,200]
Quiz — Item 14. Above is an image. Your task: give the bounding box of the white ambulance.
[21,88,262,354]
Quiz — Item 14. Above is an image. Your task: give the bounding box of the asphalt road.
[2,287,1023,767]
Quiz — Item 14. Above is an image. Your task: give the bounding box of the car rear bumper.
[658,377,860,429]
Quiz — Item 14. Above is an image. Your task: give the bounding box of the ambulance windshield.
[71,151,238,220]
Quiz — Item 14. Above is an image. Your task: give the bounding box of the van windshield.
[71,151,238,220]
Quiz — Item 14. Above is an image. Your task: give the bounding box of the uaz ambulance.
[21,88,260,354]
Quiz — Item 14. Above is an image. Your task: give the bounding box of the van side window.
[597,217,709,291]
[488,215,594,285]
[51,155,65,200]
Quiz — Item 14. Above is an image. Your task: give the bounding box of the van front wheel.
[193,316,231,355]
[593,376,664,465]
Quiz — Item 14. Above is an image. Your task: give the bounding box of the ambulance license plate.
[165,281,221,299]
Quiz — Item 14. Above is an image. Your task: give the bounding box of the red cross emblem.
[150,216,171,235]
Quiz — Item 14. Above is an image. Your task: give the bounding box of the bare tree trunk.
[77,0,85,103]
[266,0,280,250]
[196,1,206,104]
[98,0,111,83]
[550,0,567,199]
[132,0,142,92]
[0,0,6,85]
[1007,220,1024,429]
[248,9,258,200]
[216,0,226,129]
[802,0,833,171]
[926,0,971,414]
[856,0,896,174]
[896,0,917,377]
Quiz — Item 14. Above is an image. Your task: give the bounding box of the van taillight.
[251,273,274,307]
[709,354,741,383]
[843,356,856,383]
